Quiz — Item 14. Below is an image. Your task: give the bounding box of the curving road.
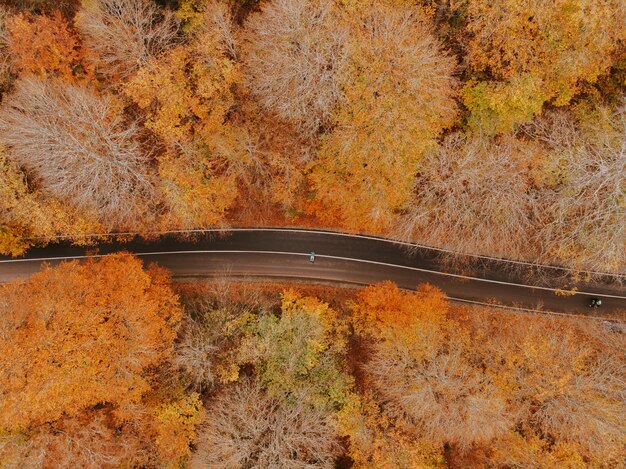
[0,228,624,316]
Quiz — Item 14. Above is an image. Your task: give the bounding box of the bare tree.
[243,0,349,137]
[396,133,537,261]
[195,1,238,60]
[191,379,339,469]
[0,78,154,229]
[470,311,626,459]
[366,325,513,450]
[0,6,13,94]
[529,108,626,273]
[171,308,246,392]
[76,0,178,81]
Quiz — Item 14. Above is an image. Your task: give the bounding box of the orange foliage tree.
[0,254,202,469]
[6,11,91,81]
[0,254,181,430]
[474,313,626,463]
[350,281,448,336]
[0,254,200,467]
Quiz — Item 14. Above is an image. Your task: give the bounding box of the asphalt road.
[0,228,624,316]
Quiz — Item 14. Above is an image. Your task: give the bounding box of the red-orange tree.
[6,11,91,81]
[0,254,182,431]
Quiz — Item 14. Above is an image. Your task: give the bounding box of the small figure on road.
[589,298,602,308]
[309,251,316,263]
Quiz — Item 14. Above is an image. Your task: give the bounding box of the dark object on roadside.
[589,298,602,308]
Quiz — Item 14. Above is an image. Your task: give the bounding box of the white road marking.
[18,227,626,277]
[2,250,625,300]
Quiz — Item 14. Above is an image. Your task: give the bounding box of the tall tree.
[0,78,155,230]
[238,290,353,410]
[472,311,626,463]
[192,379,339,468]
[0,254,201,468]
[309,1,458,231]
[0,145,103,256]
[0,254,181,430]
[459,0,626,133]
[396,133,537,261]
[6,11,91,81]
[125,8,253,230]
[76,0,178,81]
[243,0,349,137]
[529,106,626,272]
[352,283,513,450]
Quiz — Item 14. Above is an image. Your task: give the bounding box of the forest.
[0,0,625,467]
[0,0,623,273]
[1,254,624,467]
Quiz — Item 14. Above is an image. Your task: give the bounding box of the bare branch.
[191,379,339,468]
[76,0,179,81]
[0,78,155,229]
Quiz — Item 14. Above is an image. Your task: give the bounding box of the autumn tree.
[1,0,82,16]
[238,290,353,410]
[396,133,537,261]
[125,9,259,230]
[192,379,340,468]
[0,78,155,230]
[0,410,146,468]
[6,10,91,82]
[0,254,202,467]
[309,1,458,231]
[350,281,449,336]
[243,0,349,137]
[0,7,14,94]
[0,145,104,256]
[76,0,178,81]
[353,283,513,451]
[0,254,181,429]
[156,142,240,229]
[459,0,626,133]
[172,307,245,391]
[527,105,626,272]
[153,392,203,465]
[488,434,590,469]
[471,311,626,463]
[337,392,446,468]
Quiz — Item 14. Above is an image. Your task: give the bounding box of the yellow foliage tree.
[238,289,353,410]
[460,0,626,132]
[0,146,103,256]
[153,392,203,465]
[309,1,458,231]
[337,392,446,468]
[125,13,249,229]
[157,143,239,229]
[125,42,239,145]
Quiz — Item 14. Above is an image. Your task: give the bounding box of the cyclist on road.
[309,251,316,263]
